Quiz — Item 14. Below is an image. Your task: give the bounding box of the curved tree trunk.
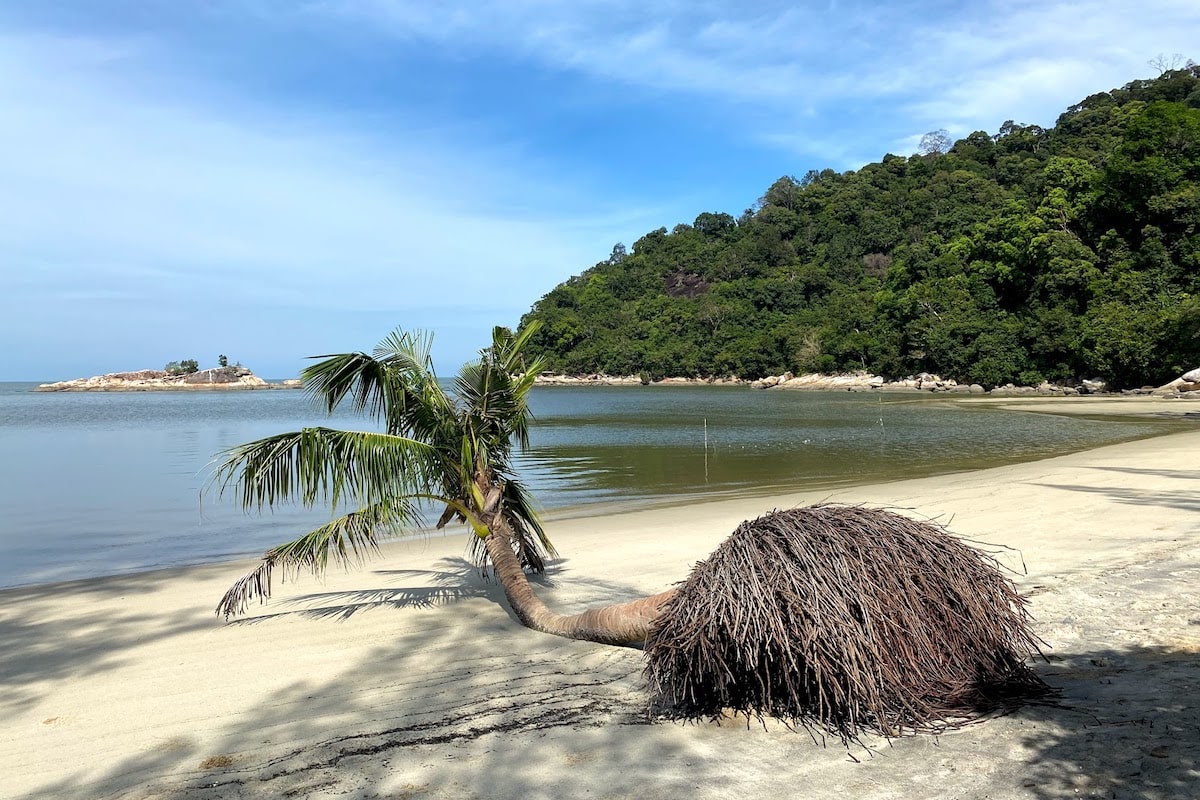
[483,523,676,646]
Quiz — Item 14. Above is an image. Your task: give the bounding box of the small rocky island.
[35,366,302,392]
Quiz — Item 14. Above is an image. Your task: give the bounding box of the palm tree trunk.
[483,523,676,646]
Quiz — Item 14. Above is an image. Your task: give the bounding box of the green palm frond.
[501,477,550,549]
[455,358,538,453]
[492,321,546,375]
[453,361,492,419]
[372,327,435,372]
[211,427,440,512]
[492,324,546,447]
[502,477,555,558]
[303,328,454,437]
[302,352,400,420]
[213,321,555,617]
[216,496,422,618]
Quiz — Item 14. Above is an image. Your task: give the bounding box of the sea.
[0,381,1184,589]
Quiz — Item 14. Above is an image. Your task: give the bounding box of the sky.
[2,2,1198,380]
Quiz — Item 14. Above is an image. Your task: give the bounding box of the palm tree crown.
[211,323,553,618]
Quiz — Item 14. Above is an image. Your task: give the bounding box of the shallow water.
[0,382,1181,587]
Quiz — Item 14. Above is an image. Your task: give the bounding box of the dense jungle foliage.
[520,68,1200,388]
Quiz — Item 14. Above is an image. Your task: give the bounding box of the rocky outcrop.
[35,366,291,392]
[533,373,644,386]
[746,371,1144,396]
[531,368,1200,399]
[750,371,988,393]
[1149,367,1200,397]
[533,373,745,386]
[652,376,744,386]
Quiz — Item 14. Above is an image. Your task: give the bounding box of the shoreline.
[4,419,1199,798]
[533,370,1200,399]
[31,367,302,392]
[6,412,1194,593]
[2,393,1193,594]
[30,383,302,392]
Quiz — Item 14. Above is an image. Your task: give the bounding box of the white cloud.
[311,0,1200,160]
[0,29,676,376]
[3,40,561,303]
[901,0,1200,133]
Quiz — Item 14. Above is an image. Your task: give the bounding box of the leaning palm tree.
[212,322,672,645]
[214,322,1050,739]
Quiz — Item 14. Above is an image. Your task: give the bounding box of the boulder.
[1153,368,1200,395]
[35,366,275,392]
[182,367,266,386]
[989,384,1037,396]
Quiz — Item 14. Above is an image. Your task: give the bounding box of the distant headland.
[34,366,302,392]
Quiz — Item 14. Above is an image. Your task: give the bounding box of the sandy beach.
[3,407,1198,799]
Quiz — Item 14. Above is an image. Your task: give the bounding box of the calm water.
[0,382,1182,588]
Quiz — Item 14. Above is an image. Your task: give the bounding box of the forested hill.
[520,67,1200,389]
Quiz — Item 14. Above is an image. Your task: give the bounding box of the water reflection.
[518,386,1180,508]
[0,382,1184,587]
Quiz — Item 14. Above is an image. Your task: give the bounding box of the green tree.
[165,359,200,375]
[218,354,229,368]
[917,128,952,156]
[211,324,673,644]
[519,66,1200,387]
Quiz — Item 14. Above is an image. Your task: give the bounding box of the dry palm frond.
[644,505,1052,742]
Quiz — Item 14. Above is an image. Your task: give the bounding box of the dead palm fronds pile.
[644,505,1051,741]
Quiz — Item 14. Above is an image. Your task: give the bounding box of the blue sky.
[2,1,1198,380]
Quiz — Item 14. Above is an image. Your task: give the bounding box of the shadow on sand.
[15,556,1200,799]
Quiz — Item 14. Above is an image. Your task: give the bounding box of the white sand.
[3,416,1198,799]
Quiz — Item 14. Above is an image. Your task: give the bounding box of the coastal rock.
[35,366,287,392]
[1173,368,1200,394]
[183,367,268,387]
[1152,371,1200,396]
[1036,381,1066,396]
[751,371,995,393]
[535,373,744,387]
[988,384,1039,396]
[658,376,745,385]
[536,365,1133,396]
[533,373,643,386]
[111,369,170,381]
[887,373,959,392]
[1147,367,1200,396]
[775,372,879,391]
